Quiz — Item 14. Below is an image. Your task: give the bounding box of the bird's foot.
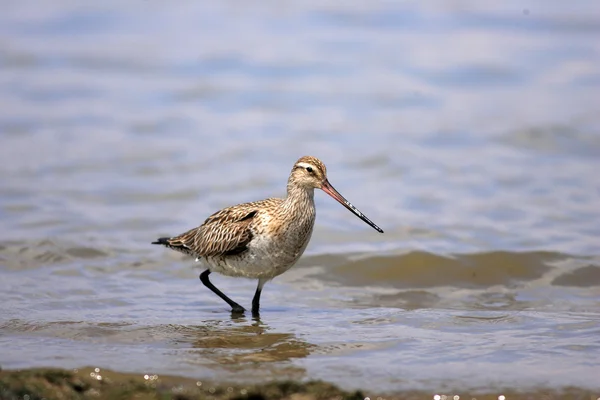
[230,304,246,314]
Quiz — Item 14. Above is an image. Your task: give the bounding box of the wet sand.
[0,367,596,400]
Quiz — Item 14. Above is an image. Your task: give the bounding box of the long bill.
[321,179,384,233]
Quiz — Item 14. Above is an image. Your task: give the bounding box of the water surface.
[1,0,599,393]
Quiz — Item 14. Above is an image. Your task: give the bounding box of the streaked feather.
[161,198,282,258]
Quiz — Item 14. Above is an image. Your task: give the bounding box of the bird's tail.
[151,237,171,245]
[152,235,195,256]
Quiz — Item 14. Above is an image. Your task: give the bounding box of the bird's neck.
[282,183,315,214]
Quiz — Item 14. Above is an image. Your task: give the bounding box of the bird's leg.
[251,287,261,317]
[251,278,267,316]
[199,270,245,314]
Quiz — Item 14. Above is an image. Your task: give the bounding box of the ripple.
[65,247,108,259]
[0,240,110,270]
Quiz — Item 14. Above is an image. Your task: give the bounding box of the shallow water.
[1,0,600,393]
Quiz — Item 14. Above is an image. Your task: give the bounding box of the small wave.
[552,264,600,287]
[308,250,567,288]
[0,240,109,270]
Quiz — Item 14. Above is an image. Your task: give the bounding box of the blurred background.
[1,0,599,393]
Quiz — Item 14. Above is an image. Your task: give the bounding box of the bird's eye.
[306,166,313,173]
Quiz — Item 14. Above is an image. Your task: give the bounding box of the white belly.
[204,228,313,280]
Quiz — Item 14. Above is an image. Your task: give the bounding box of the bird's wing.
[166,199,277,258]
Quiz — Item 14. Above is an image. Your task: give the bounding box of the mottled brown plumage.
[163,203,262,257]
[152,155,383,316]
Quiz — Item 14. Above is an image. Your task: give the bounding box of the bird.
[152,156,383,316]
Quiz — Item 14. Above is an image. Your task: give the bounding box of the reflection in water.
[0,317,314,381]
[178,317,314,364]
[167,317,313,382]
[0,318,314,364]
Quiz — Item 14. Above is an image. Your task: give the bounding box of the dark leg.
[251,278,267,316]
[251,286,261,316]
[199,270,245,314]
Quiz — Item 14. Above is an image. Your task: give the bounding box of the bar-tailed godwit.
[152,156,383,315]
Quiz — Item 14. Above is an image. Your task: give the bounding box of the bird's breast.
[248,211,315,270]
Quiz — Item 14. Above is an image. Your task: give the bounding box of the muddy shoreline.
[0,366,596,400]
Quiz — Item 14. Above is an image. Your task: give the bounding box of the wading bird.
[152,156,383,316]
